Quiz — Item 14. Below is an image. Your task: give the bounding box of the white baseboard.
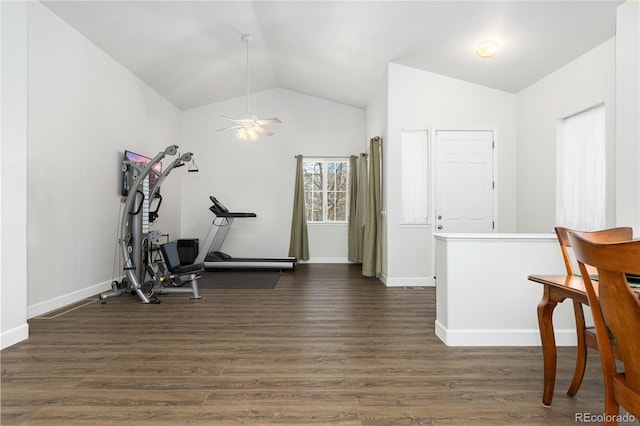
[299,257,354,264]
[1,323,29,350]
[27,279,114,319]
[384,276,435,287]
[435,320,578,347]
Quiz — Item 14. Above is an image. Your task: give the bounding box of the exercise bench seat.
[158,241,203,299]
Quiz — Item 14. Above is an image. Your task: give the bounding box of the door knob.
[437,225,443,230]
[437,215,442,220]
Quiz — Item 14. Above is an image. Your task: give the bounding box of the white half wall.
[26,2,181,318]
[516,38,617,233]
[179,88,366,262]
[434,233,570,346]
[1,0,29,349]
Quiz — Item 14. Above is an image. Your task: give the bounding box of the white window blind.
[557,104,606,230]
[401,130,429,224]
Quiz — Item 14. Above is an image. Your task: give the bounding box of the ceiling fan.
[217,34,281,140]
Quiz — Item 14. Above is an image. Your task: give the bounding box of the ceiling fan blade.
[216,124,242,131]
[220,116,240,123]
[256,118,281,126]
[255,126,274,136]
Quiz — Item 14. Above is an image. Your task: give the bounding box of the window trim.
[303,157,350,224]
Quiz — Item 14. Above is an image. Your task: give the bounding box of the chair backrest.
[555,227,633,276]
[569,233,640,393]
[160,241,182,273]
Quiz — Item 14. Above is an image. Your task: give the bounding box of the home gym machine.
[192,196,297,270]
[100,145,203,304]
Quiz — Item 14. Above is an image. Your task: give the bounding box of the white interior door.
[435,130,495,233]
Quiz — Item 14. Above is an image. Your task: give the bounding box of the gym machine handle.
[151,194,163,213]
[149,194,163,222]
[129,189,146,215]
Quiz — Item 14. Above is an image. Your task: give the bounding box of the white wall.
[179,88,366,262]
[616,1,640,235]
[384,63,517,285]
[1,1,29,349]
[516,38,617,233]
[26,2,182,317]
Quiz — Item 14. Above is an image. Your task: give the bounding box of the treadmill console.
[209,196,257,218]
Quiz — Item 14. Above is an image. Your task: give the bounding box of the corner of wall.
[1,0,29,349]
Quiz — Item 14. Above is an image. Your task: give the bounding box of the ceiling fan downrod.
[242,34,252,114]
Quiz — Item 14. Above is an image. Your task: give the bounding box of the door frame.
[430,127,499,233]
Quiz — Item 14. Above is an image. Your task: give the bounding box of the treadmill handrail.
[209,207,256,218]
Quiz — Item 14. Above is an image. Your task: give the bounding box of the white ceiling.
[42,0,621,110]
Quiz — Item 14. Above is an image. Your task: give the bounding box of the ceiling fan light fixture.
[236,121,260,141]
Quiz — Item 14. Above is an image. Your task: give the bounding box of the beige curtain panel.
[357,153,368,262]
[288,155,309,260]
[348,153,368,263]
[362,137,382,277]
[347,155,359,262]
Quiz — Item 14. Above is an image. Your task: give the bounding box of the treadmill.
[193,196,297,269]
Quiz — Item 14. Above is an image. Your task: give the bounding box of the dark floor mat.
[197,270,280,289]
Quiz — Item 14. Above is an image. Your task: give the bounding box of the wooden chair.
[554,227,632,397]
[569,233,640,424]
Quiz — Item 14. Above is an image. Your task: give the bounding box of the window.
[556,104,606,230]
[401,130,429,224]
[303,159,350,223]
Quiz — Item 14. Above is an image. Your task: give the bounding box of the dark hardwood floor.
[0,264,630,424]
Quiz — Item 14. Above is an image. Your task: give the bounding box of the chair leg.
[603,398,620,426]
[568,300,588,397]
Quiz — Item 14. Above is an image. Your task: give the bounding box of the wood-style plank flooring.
[0,264,629,425]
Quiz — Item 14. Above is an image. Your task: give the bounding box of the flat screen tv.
[121,150,162,197]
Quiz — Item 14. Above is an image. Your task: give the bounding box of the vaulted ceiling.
[42,0,621,110]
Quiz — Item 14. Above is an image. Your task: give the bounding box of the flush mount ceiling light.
[476,39,501,58]
[217,34,281,140]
